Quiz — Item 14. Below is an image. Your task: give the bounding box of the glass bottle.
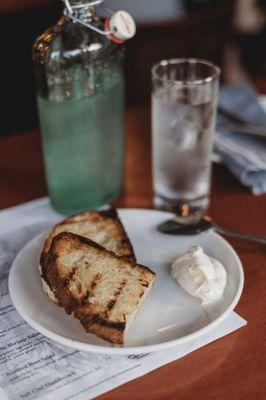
[33,0,130,214]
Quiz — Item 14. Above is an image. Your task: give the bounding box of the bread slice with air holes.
[40,209,136,304]
[43,232,155,345]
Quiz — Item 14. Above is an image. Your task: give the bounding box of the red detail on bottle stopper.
[105,17,125,44]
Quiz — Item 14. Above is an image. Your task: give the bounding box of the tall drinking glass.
[152,58,220,223]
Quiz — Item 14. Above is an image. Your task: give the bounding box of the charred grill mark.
[63,267,77,288]
[68,267,77,280]
[141,281,149,287]
[63,278,69,287]
[81,314,126,332]
[79,273,102,306]
[81,290,90,305]
[90,273,102,290]
[114,279,127,297]
[79,313,98,327]
[84,290,90,301]
[77,283,82,294]
[90,281,97,289]
[105,279,127,315]
[106,299,116,311]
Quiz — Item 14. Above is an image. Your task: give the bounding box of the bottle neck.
[64,3,95,23]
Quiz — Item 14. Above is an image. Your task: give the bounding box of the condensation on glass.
[152,58,220,223]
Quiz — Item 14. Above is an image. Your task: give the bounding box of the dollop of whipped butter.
[171,246,227,305]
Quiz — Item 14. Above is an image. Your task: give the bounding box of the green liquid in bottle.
[37,73,125,214]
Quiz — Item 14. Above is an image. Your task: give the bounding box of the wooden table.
[1,105,265,399]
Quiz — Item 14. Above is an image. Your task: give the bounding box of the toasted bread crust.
[42,209,136,262]
[40,209,136,303]
[80,318,124,344]
[44,232,155,344]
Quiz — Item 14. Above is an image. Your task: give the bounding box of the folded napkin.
[214,84,266,195]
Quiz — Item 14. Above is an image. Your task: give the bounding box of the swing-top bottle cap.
[63,1,136,42]
[108,11,136,41]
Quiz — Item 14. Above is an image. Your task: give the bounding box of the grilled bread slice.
[43,232,155,345]
[40,209,136,303]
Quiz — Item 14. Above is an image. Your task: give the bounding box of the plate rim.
[8,208,244,355]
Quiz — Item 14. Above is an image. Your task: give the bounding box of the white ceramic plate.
[8,209,244,355]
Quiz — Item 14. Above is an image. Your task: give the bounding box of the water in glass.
[152,59,219,222]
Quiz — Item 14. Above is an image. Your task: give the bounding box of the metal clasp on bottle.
[63,0,136,42]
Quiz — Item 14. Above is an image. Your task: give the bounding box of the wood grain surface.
[0,105,265,399]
